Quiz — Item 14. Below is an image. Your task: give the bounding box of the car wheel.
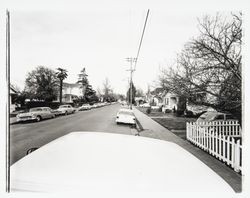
[26,147,38,155]
[36,116,41,122]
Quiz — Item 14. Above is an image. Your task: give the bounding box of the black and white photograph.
[0,0,249,197]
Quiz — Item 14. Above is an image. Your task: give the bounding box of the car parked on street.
[16,107,55,122]
[10,132,234,193]
[139,103,150,108]
[116,109,136,127]
[79,104,92,111]
[57,105,75,115]
[151,105,160,110]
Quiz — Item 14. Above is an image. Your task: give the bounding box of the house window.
[166,98,169,105]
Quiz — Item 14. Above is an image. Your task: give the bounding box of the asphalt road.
[10,103,136,165]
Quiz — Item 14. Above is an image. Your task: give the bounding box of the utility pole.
[6,9,10,193]
[126,57,136,109]
[125,9,149,110]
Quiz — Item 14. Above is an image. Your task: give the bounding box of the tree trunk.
[60,80,63,104]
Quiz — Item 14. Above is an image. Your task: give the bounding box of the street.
[10,103,135,165]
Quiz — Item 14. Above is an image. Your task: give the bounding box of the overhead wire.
[134,9,150,70]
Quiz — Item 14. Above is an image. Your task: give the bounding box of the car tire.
[36,116,42,122]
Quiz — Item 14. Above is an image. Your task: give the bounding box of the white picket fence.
[186,121,242,172]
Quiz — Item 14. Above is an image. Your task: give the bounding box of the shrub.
[146,107,151,114]
[164,109,172,113]
[175,110,184,117]
[184,110,194,117]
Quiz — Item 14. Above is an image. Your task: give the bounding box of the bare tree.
[102,77,112,101]
[135,87,144,97]
[159,12,242,120]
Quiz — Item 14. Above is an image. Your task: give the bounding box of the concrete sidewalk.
[10,117,17,124]
[133,107,242,193]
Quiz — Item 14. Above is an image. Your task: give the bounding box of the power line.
[134,9,150,70]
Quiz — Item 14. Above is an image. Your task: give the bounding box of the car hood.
[17,112,36,117]
[57,108,67,111]
[10,132,234,193]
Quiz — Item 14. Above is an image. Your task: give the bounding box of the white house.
[56,82,85,103]
[162,92,180,112]
[10,84,18,113]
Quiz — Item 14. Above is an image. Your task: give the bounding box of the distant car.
[57,105,75,115]
[16,107,55,122]
[196,111,236,123]
[116,109,136,127]
[151,105,160,110]
[10,132,234,193]
[91,104,98,108]
[50,109,61,116]
[140,103,150,108]
[95,103,103,108]
[79,104,91,111]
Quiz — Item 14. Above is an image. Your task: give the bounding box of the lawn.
[136,107,197,130]
[152,117,196,130]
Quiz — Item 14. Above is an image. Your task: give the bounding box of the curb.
[135,118,144,132]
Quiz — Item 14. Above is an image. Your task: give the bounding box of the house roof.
[63,82,82,88]
[150,87,164,95]
[10,84,19,94]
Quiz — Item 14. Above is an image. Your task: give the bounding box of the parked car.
[10,132,234,193]
[16,107,55,122]
[51,109,63,116]
[196,111,236,123]
[57,105,75,115]
[116,109,136,127]
[139,103,150,108]
[151,105,160,110]
[78,104,92,111]
[91,103,98,108]
[186,104,215,116]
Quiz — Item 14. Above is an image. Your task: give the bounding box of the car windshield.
[59,105,68,108]
[30,108,43,112]
[200,112,219,121]
[119,111,134,116]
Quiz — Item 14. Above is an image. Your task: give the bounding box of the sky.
[5,0,247,96]
[6,2,224,95]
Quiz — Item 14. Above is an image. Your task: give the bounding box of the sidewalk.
[133,107,242,193]
[10,117,17,124]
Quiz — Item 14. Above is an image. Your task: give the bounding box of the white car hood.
[17,112,34,117]
[11,132,234,193]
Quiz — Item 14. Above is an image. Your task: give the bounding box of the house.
[56,82,85,104]
[152,95,163,106]
[162,92,179,112]
[147,87,165,106]
[135,97,145,106]
[10,84,19,113]
[161,91,187,113]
